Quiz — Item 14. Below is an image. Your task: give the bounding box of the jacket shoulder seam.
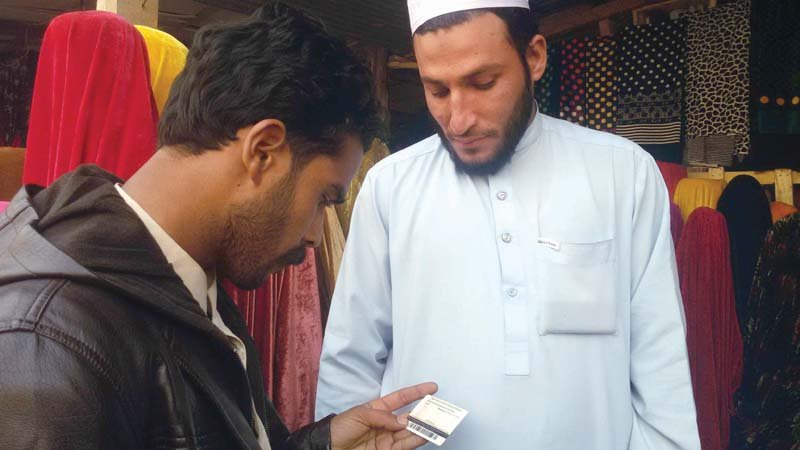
[0,278,68,332]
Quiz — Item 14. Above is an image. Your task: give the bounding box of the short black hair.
[158,2,380,162]
[415,6,539,64]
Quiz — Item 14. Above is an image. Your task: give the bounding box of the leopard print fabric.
[685,0,751,160]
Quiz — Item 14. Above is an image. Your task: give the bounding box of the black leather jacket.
[0,166,331,449]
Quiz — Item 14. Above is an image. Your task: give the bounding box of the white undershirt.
[115,184,271,450]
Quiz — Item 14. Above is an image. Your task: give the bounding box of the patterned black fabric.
[685,0,751,161]
[750,0,800,136]
[559,36,591,126]
[0,52,38,147]
[616,19,686,163]
[535,40,560,117]
[733,213,800,450]
[586,36,617,133]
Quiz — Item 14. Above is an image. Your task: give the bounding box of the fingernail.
[397,416,408,426]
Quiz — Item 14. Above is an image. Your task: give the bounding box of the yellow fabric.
[319,207,346,293]
[771,201,798,223]
[336,138,392,236]
[673,178,727,222]
[135,26,188,114]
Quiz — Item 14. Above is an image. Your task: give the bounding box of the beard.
[219,170,306,291]
[435,77,534,176]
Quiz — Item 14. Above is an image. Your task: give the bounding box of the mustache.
[280,247,308,266]
[446,130,499,142]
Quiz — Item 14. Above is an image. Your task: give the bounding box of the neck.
[122,147,231,269]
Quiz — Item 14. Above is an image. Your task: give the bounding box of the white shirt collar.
[114,184,216,315]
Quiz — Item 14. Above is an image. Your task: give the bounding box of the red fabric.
[676,207,743,450]
[226,247,323,431]
[656,161,687,200]
[670,202,684,249]
[23,11,157,187]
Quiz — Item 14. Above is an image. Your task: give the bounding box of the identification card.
[406,395,468,446]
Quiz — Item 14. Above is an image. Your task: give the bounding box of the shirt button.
[501,233,513,243]
[496,191,508,201]
[507,288,518,298]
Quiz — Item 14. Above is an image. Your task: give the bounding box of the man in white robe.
[317,2,701,449]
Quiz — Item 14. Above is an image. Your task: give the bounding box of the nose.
[304,207,326,248]
[448,92,477,137]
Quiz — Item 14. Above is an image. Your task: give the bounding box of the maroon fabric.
[225,247,323,431]
[670,202,684,249]
[657,161,688,201]
[23,11,157,187]
[676,207,743,450]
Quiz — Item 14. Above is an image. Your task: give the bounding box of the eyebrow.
[420,63,504,85]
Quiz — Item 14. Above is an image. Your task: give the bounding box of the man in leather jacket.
[0,3,435,449]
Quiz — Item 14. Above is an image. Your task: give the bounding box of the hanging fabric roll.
[558,36,591,127]
[770,201,798,223]
[733,213,800,450]
[673,178,726,222]
[136,26,189,115]
[616,19,687,163]
[685,0,751,164]
[750,0,800,136]
[535,40,560,117]
[585,35,617,133]
[656,161,687,200]
[676,207,741,450]
[747,0,800,168]
[716,175,772,330]
[22,11,158,187]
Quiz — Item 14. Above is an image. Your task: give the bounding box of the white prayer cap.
[408,0,530,34]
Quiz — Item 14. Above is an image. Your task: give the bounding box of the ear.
[240,119,291,183]
[525,34,548,84]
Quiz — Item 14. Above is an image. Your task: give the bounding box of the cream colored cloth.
[336,138,391,236]
[320,206,346,293]
[115,184,271,450]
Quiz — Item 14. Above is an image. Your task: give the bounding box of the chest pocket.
[535,238,617,335]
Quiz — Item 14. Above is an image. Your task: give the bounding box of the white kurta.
[316,112,701,449]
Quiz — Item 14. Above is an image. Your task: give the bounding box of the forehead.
[413,13,517,80]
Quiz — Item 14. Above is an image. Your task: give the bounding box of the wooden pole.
[97,0,158,27]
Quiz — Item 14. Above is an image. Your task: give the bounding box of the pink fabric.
[676,207,742,450]
[0,201,8,212]
[656,161,687,201]
[226,247,323,431]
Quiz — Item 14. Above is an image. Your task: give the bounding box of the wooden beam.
[359,44,390,139]
[688,167,800,205]
[97,0,158,27]
[539,0,661,37]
